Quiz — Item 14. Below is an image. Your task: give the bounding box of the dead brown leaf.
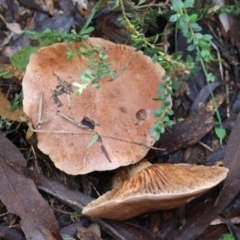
[0,14,24,34]
[0,225,23,240]
[196,224,230,240]
[226,0,240,53]
[105,220,159,240]
[0,135,61,240]
[0,63,25,80]
[0,91,29,122]
[18,0,48,13]
[45,0,55,15]
[222,112,240,188]
[77,225,102,240]
[156,94,225,152]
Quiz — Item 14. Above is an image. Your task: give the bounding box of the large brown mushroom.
[82,162,228,220]
[22,38,165,174]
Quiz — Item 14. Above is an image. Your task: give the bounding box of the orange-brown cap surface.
[22,38,165,174]
[82,163,228,220]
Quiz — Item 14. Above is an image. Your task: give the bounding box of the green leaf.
[218,233,235,240]
[172,81,180,90]
[165,120,174,126]
[186,55,193,64]
[162,74,169,80]
[193,38,199,45]
[81,34,89,40]
[109,71,117,79]
[203,34,213,41]
[178,19,188,30]
[86,134,99,149]
[195,33,203,39]
[180,13,190,22]
[166,108,174,115]
[110,0,120,10]
[206,72,215,82]
[10,38,55,70]
[153,108,163,117]
[0,69,13,78]
[11,101,19,111]
[169,14,178,22]
[191,22,202,31]
[10,45,40,70]
[199,40,210,49]
[138,0,146,5]
[10,91,23,111]
[152,53,158,63]
[187,44,196,51]
[91,83,100,89]
[25,30,38,37]
[189,13,198,22]
[158,84,166,94]
[184,0,194,8]
[214,127,226,145]
[171,0,184,11]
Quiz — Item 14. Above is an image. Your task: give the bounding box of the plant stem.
[183,5,223,130]
[80,0,103,34]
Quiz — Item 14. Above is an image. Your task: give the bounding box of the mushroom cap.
[82,163,228,220]
[22,38,165,174]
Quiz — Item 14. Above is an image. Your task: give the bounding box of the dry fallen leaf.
[45,0,55,15]
[156,94,225,152]
[222,111,240,189]
[0,135,61,240]
[0,14,24,34]
[0,92,29,122]
[77,224,102,240]
[0,63,25,80]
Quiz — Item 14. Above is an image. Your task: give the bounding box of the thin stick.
[36,93,52,128]
[28,124,165,151]
[198,141,213,152]
[58,112,93,132]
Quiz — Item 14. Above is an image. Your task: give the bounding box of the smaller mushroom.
[82,163,228,220]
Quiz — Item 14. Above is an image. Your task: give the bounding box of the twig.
[210,40,223,81]
[36,93,52,128]
[28,123,165,151]
[225,70,230,120]
[198,141,213,152]
[58,112,93,132]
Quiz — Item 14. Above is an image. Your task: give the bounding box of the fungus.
[82,163,228,220]
[22,38,165,174]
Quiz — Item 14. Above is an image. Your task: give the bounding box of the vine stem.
[182,6,224,132]
[80,0,104,34]
[119,0,187,66]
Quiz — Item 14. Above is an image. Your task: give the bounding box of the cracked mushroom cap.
[22,38,165,174]
[82,163,228,220]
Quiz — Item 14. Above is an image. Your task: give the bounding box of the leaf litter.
[0,135,61,240]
